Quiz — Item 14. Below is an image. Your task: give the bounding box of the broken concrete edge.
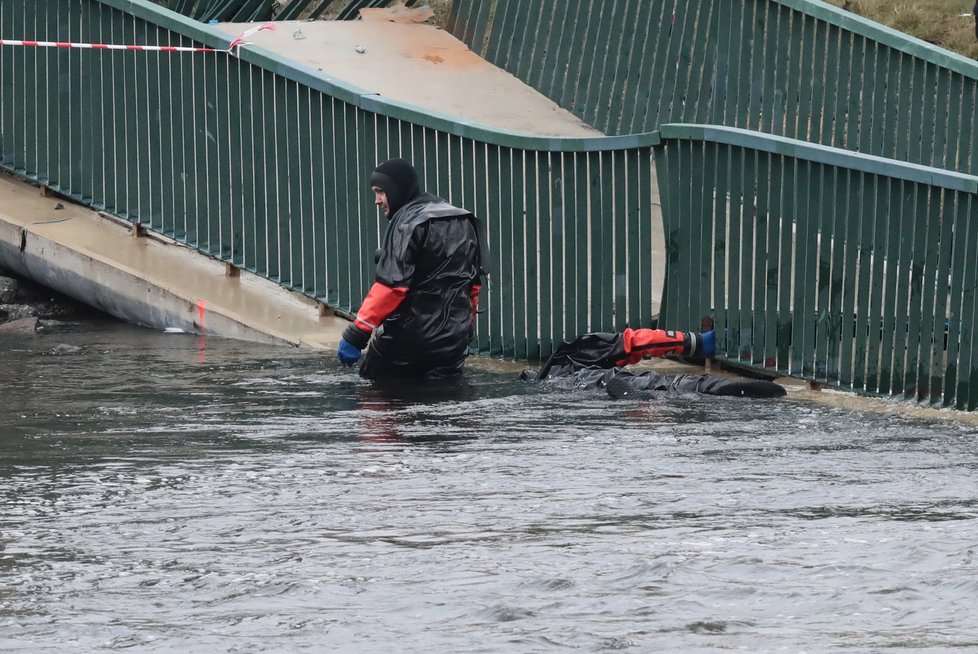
[1,258,117,328]
[0,316,39,334]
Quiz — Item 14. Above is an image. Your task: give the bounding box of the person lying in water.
[525,326,786,399]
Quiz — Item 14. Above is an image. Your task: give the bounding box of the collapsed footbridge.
[3,0,978,410]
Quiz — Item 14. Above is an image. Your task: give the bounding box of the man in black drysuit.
[337,158,486,380]
[528,326,786,399]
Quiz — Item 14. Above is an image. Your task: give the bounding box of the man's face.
[372,186,390,216]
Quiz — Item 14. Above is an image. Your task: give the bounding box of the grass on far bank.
[822,0,978,59]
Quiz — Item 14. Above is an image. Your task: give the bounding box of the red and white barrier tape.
[0,22,275,56]
[226,22,276,52]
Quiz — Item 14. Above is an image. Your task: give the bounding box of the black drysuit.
[346,192,486,380]
[529,330,786,399]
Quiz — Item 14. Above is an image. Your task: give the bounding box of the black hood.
[370,158,420,218]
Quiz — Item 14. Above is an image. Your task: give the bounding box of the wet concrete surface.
[216,18,601,137]
[0,172,349,348]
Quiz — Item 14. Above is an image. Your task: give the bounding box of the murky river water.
[2,322,977,653]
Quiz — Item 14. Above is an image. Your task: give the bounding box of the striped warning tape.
[0,22,275,55]
[0,39,219,52]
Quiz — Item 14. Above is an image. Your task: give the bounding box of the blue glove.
[700,330,716,358]
[337,338,362,367]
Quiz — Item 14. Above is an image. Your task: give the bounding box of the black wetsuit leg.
[604,369,786,399]
[359,344,465,381]
[534,363,785,399]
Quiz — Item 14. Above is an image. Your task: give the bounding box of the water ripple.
[3,330,978,651]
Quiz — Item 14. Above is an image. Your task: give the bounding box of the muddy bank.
[0,268,118,334]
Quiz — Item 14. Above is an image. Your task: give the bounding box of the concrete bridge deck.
[216,18,601,138]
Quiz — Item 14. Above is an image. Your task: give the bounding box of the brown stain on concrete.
[217,20,598,137]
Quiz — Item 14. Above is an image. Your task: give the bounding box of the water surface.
[2,325,977,652]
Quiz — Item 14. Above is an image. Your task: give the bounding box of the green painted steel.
[0,0,662,362]
[448,0,978,175]
[7,0,978,411]
[154,0,398,23]
[655,125,978,410]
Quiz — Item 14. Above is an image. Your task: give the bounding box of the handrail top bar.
[659,124,978,193]
[774,0,978,79]
[99,0,234,49]
[94,0,659,153]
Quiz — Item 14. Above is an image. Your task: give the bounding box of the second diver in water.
[526,326,787,399]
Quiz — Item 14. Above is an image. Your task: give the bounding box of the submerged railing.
[448,0,978,175]
[0,0,662,361]
[654,125,978,410]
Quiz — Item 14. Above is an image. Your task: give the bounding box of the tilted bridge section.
[3,0,978,410]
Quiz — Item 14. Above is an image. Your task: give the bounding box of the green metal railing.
[440,0,978,408]
[654,125,978,410]
[159,0,334,22]
[6,0,978,408]
[0,0,662,361]
[448,0,978,175]
[176,0,404,22]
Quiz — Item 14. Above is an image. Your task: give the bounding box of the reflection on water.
[2,326,978,652]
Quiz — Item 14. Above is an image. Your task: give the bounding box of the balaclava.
[370,158,420,217]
